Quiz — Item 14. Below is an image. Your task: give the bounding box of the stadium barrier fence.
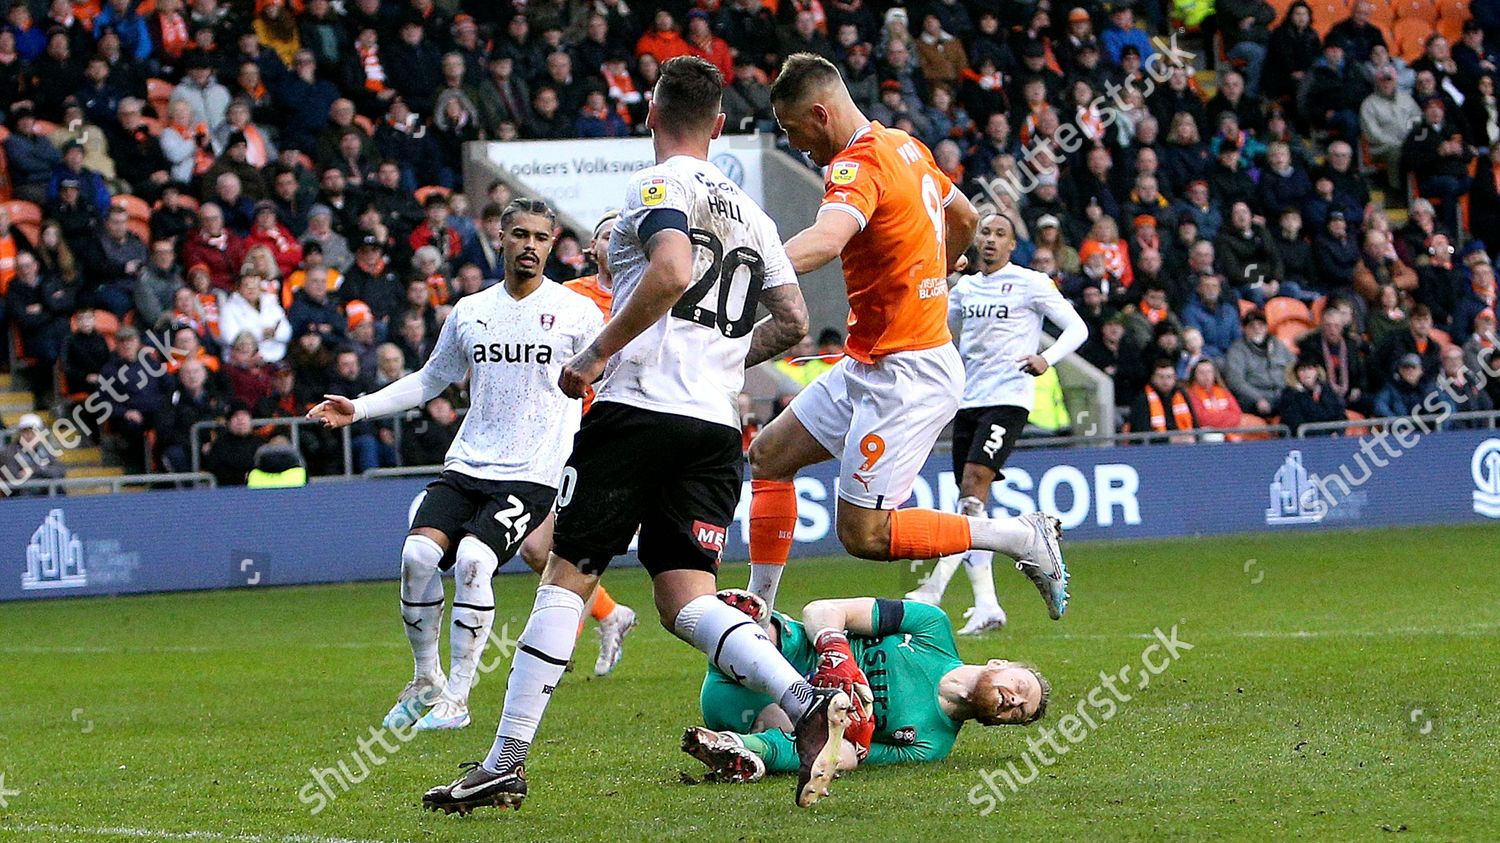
[1296,410,1500,437]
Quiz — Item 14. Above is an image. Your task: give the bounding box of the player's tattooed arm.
[744,283,810,369]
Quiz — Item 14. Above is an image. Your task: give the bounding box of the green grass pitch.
[2,524,1498,842]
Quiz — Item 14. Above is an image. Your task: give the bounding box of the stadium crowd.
[3,0,1500,486]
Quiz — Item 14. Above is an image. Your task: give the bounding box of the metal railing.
[190,416,352,475]
[6,471,216,496]
[1296,409,1500,438]
[1015,424,1294,449]
[364,465,444,478]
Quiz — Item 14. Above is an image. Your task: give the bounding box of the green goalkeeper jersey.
[699,599,966,768]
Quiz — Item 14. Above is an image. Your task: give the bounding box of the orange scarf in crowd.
[158,11,190,58]
[359,42,386,92]
[1145,387,1194,432]
[424,272,450,307]
[0,235,17,291]
[171,120,215,174]
[1135,300,1166,324]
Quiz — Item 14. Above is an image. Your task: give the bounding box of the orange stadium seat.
[112,194,152,221]
[1393,17,1432,61]
[1343,409,1371,436]
[1226,412,1277,441]
[1270,0,1298,25]
[353,114,375,136]
[174,195,200,213]
[1239,299,1257,319]
[1391,0,1438,21]
[1264,296,1313,330]
[1274,319,1314,352]
[1437,15,1465,41]
[1437,0,1470,21]
[1310,295,1328,325]
[1310,0,1350,35]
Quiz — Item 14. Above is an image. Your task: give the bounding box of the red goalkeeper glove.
[812,629,874,761]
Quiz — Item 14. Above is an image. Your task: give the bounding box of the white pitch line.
[1,823,391,843]
[0,641,408,655]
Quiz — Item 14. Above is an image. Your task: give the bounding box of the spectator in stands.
[243,201,303,278]
[1301,37,1366,144]
[182,202,245,291]
[154,357,225,473]
[1182,274,1243,359]
[1416,233,1465,330]
[1437,344,1495,423]
[287,267,344,342]
[1403,96,1476,232]
[99,325,165,473]
[1176,327,1210,381]
[1272,208,1317,295]
[173,51,231,134]
[0,413,64,493]
[134,240,183,332]
[1314,210,1360,294]
[327,346,396,470]
[1298,302,1371,413]
[4,107,60,204]
[1122,284,1180,350]
[163,323,220,375]
[1277,358,1348,433]
[1352,228,1419,304]
[223,330,273,408]
[1374,353,1438,417]
[1081,314,1148,406]
[1463,308,1499,398]
[62,308,111,400]
[1454,263,1499,340]
[1225,310,1295,417]
[1361,66,1421,190]
[401,395,459,466]
[1374,303,1442,386]
[149,184,198,244]
[85,206,148,318]
[1215,202,1284,303]
[1185,358,1244,428]
[392,309,432,370]
[1172,180,1221,243]
[7,251,71,408]
[300,206,350,273]
[1128,358,1197,444]
[219,272,291,364]
[202,402,262,485]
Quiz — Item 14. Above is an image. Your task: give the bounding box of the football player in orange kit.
[743,54,1069,624]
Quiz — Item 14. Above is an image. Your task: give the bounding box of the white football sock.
[445,536,499,702]
[964,550,1001,610]
[955,496,1001,609]
[747,563,784,613]
[399,534,445,678]
[918,553,962,598]
[486,584,584,773]
[673,594,815,721]
[968,515,1034,560]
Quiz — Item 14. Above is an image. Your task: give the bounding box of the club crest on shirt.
[829,161,859,185]
[540,313,555,330]
[641,177,667,206]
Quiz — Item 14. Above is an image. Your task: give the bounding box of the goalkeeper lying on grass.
[684,591,1050,782]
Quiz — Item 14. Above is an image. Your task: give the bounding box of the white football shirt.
[949,262,1089,411]
[417,281,603,486]
[598,155,798,430]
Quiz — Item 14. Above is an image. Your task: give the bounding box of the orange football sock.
[590,586,618,621]
[749,479,797,565]
[889,509,972,559]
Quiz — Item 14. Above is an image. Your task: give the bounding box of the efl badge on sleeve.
[829,161,860,185]
[641,177,667,206]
